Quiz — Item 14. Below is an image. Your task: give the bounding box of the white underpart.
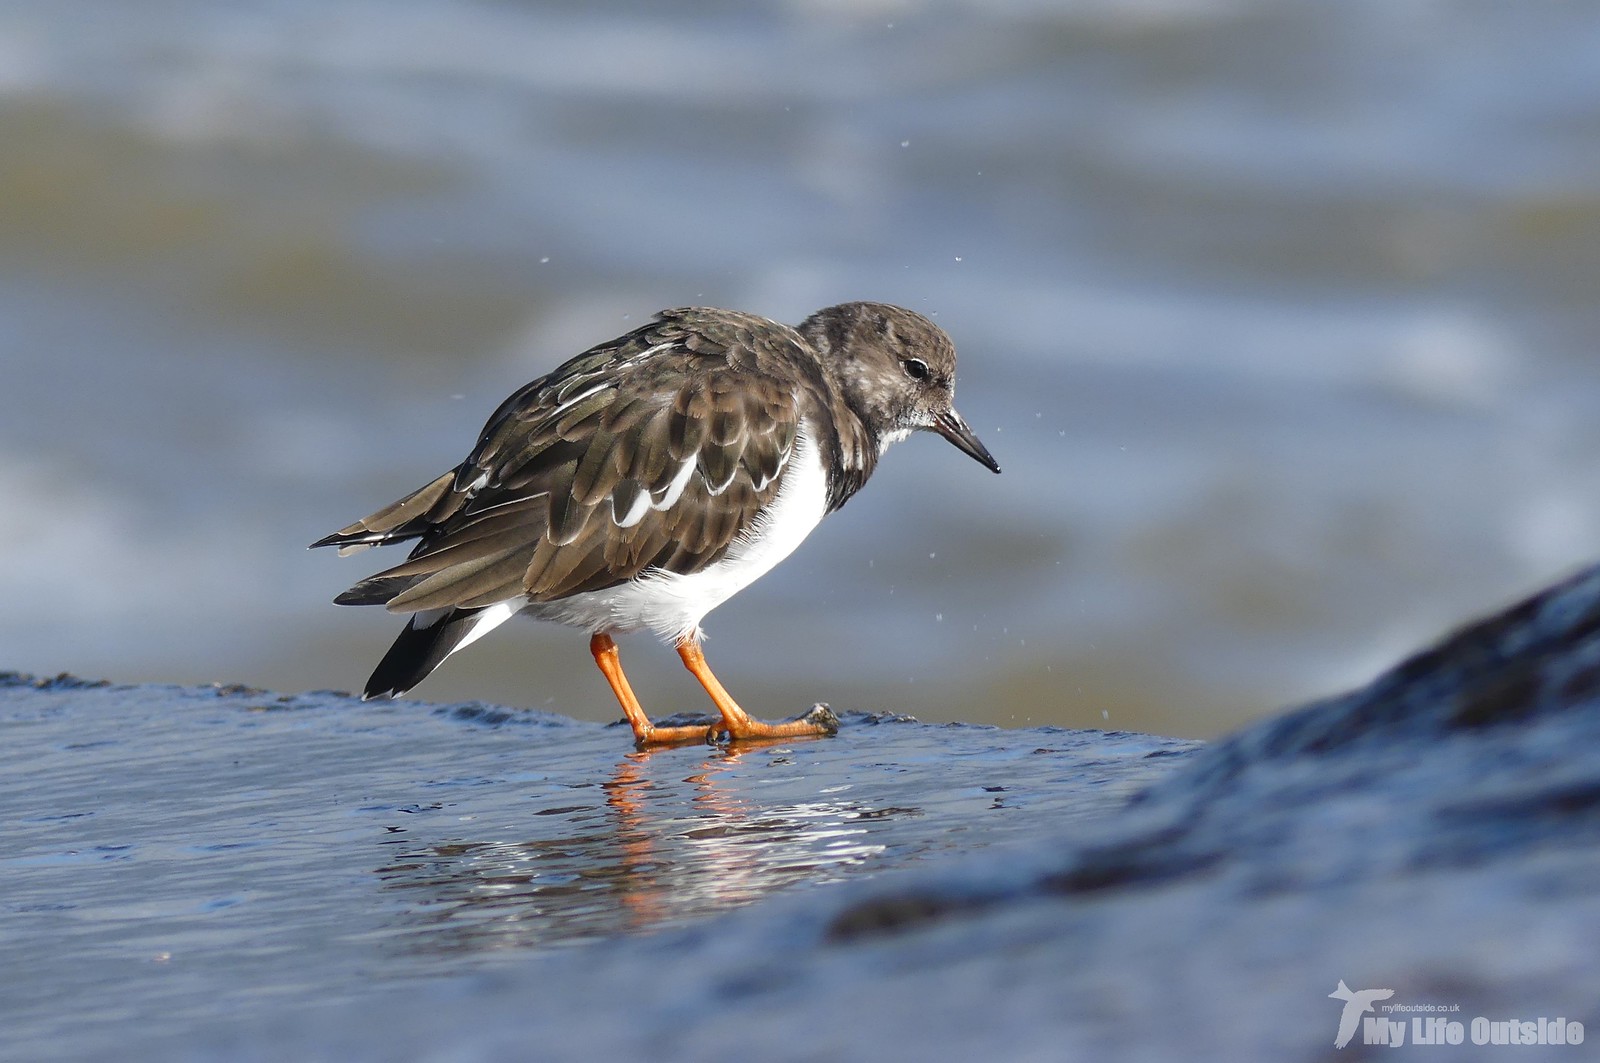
[524,423,830,643]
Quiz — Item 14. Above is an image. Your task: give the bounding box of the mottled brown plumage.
[313,302,999,745]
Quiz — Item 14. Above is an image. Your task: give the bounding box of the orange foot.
[588,632,840,749]
[676,639,840,743]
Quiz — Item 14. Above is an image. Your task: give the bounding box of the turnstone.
[313,302,999,746]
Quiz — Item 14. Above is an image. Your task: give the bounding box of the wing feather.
[387,542,538,612]
[316,309,814,612]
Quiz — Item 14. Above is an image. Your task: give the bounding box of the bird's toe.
[802,703,841,735]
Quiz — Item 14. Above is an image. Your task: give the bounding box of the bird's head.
[799,301,1000,473]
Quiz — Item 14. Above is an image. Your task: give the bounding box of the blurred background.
[4,0,1600,739]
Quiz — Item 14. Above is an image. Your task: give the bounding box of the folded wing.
[313,319,803,615]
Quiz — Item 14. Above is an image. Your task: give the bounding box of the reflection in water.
[373,747,919,958]
[6,681,1196,1061]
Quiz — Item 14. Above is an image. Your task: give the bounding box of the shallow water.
[0,675,1194,1061]
[4,1,1600,737]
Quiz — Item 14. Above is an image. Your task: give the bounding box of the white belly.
[520,424,830,643]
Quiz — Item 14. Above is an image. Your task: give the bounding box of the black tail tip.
[355,606,488,704]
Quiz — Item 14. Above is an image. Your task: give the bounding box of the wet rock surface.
[0,675,1190,1062]
[10,563,1600,1061]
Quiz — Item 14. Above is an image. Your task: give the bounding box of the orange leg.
[676,637,839,742]
[590,633,716,747]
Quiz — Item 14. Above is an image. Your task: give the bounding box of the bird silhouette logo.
[1330,980,1395,1049]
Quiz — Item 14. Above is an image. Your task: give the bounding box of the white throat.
[877,426,913,456]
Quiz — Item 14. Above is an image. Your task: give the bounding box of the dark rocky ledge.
[9,563,1600,1061]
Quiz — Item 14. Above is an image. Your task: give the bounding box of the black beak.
[933,408,1001,474]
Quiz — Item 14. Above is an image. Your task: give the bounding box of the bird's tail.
[362,604,519,699]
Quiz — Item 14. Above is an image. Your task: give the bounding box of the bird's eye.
[902,358,930,381]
